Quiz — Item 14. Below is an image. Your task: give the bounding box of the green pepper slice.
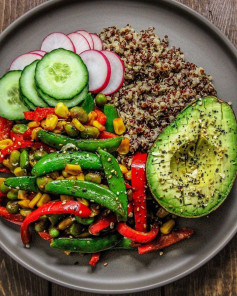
[31,151,102,177]
[98,149,127,221]
[37,130,123,153]
[80,93,95,114]
[4,176,39,192]
[75,216,94,225]
[50,233,122,253]
[45,180,125,219]
[104,104,119,133]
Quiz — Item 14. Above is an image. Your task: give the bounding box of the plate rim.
[0,0,236,293]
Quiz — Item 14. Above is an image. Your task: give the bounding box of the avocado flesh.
[147,96,237,217]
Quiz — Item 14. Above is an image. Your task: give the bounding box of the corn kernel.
[54,120,67,134]
[62,170,69,178]
[58,217,73,230]
[29,193,42,208]
[31,127,42,141]
[28,121,40,128]
[0,139,13,150]
[14,167,27,177]
[160,219,175,234]
[3,158,11,169]
[117,137,130,155]
[37,193,51,207]
[113,118,126,135]
[60,195,74,201]
[124,170,132,180]
[41,114,58,131]
[100,184,109,189]
[88,111,97,125]
[77,197,89,206]
[56,176,64,180]
[0,178,6,186]
[92,120,105,131]
[49,171,60,179]
[18,200,30,208]
[156,207,169,219]
[77,173,85,181]
[64,251,71,256]
[66,176,77,180]
[72,118,85,131]
[18,190,28,200]
[119,164,128,174]
[90,204,100,217]
[55,102,70,118]
[65,164,82,175]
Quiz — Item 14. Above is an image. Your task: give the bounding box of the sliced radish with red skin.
[41,32,75,52]
[10,53,42,70]
[76,30,94,49]
[67,33,90,54]
[90,33,103,50]
[29,50,47,56]
[100,50,125,95]
[80,50,111,93]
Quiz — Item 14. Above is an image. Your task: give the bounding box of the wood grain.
[0,0,236,296]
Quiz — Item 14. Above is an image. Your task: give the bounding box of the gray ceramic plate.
[0,0,236,294]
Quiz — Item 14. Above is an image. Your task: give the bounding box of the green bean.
[34,150,48,161]
[69,223,82,237]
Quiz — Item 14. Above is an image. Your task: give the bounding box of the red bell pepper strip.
[10,131,24,142]
[24,107,55,122]
[117,223,159,243]
[127,202,133,217]
[125,183,132,189]
[94,108,107,125]
[99,131,118,139]
[38,231,53,242]
[0,192,6,202]
[21,201,91,245]
[0,117,13,140]
[131,153,147,232]
[0,140,33,162]
[89,214,117,235]
[89,253,101,267]
[0,206,24,225]
[0,167,10,173]
[138,228,194,254]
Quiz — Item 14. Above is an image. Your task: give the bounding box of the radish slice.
[100,50,125,95]
[90,33,103,50]
[29,50,47,57]
[76,30,94,49]
[41,32,75,52]
[67,33,90,55]
[80,50,111,93]
[10,53,42,70]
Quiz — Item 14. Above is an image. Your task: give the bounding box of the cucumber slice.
[0,71,29,120]
[37,85,89,108]
[22,95,37,110]
[19,60,48,107]
[35,49,88,100]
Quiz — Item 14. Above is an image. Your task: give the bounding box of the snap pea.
[80,93,95,114]
[37,130,123,153]
[31,151,102,177]
[12,124,28,134]
[20,150,29,169]
[98,149,127,221]
[45,180,125,219]
[34,151,48,161]
[114,237,134,250]
[50,233,122,253]
[104,104,119,133]
[75,216,94,225]
[4,176,39,192]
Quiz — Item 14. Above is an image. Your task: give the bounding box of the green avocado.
[147,96,237,217]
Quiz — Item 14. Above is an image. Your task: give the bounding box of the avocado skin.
[147,96,237,218]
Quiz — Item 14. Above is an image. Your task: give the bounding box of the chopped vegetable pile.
[0,28,195,268]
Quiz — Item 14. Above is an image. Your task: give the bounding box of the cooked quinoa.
[100,25,217,158]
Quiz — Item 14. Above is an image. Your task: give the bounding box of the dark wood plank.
[0,1,236,296]
[0,247,49,296]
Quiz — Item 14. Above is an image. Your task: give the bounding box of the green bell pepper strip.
[80,93,95,114]
[50,233,122,253]
[115,237,134,249]
[98,149,127,221]
[75,216,94,225]
[104,104,119,133]
[37,130,123,153]
[4,176,39,192]
[45,180,125,219]
[31,151,102,177]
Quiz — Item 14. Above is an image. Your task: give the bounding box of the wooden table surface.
[0,0,236,295]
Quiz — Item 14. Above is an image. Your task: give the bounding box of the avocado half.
[147,96,237,218]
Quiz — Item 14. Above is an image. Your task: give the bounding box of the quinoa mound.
[100,25,217,156]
